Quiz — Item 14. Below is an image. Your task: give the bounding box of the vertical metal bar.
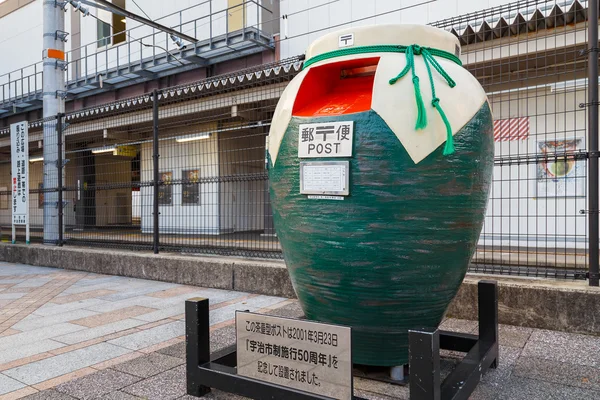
[589,0,600,287]
[409,328,441,400]
[478,280,498,368]
[185,298,211,397]
[153,90,160,254]
[57,114,64,246]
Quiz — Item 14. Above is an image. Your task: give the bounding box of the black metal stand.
[409,280,499,400]
[185,280,498,400]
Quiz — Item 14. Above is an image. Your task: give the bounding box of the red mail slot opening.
[292,57,380,117]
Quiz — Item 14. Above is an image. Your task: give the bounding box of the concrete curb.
[0,244,295,298]
[1,244,599,337]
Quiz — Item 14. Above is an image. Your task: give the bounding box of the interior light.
[175,133,212,143]
[29,157,44,163]
[91,146,116,154]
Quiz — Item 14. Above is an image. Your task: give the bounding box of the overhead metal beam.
[90,0,198,44]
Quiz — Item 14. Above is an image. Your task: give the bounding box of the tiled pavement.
[1,262,600,399]
[0,262,290,399]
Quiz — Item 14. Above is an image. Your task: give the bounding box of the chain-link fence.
[0,0,597,280]
[433,0,593,279]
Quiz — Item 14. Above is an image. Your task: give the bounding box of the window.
[0,187,8,210]
[158,171,173,206]
[96,0,127,48]
[182,170,200,205]
[97,19,111,47]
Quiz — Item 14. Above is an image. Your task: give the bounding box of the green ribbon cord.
[303,44,461,156]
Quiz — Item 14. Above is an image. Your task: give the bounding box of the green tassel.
[432,98,454,156]
[413,76,427,130]
[389,63,411,85]
[386,44,460,156]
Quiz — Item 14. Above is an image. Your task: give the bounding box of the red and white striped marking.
[493,117,529,142]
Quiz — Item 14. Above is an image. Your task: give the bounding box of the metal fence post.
[589,0,599,287]
[153,89,160,254]
[57,113,64,247]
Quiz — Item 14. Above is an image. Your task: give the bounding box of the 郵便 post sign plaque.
[236,312,352,400]
[298,121,353,158]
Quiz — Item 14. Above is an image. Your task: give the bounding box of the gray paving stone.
[108,321,185,351]
[178,391,250,400]
[523,330,600,367]
[0,323,85,351]
[480,345,521,387]
[67,276,120,288]
[99,283,180,301]
[469,382,505,400]
[210,325,236,353]
[133,291,246,323]
[209,295,286,326]
[98,391,141,400]
[130,304,185,323]
[4,343,133,385]
[497,376,600,399]
[156,289,248,310]
[22,390,77,400]
[354,377,409,399]
[84,296,173,314]
[0,339,65,364]
[111,353,183,378]
[34,298,111,317]
[498,324,532,348]
[0,373,26,396]
[13,308,100,331]
[53,318,148,345]
[156,342,185,359]
[263,301,304,319]
[0,279,24,284]
[122,365,186,400]
[14,278,52,288]
[155,323,265,360]
[55,369,141,400]
[439,318,478,334]
[513,356,600,391]
[63,279,152,296]
[0,292,25,300]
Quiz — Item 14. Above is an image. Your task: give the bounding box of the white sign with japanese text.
[298,121,353,158]
[300,161,349,196]
[236,311,352,400]
[11,122,28,226]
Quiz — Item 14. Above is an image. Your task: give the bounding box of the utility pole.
[589,0,600,286]
[43,0,67,245]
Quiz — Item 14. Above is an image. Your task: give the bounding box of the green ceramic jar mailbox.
[268,24,494,366]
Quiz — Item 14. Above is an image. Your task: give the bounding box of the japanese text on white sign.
[11,122,28,226]
[236,312,352,400]
[300,161,349,196]
[298,121,353,158]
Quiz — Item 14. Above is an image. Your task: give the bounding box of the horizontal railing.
[0,0,272,106]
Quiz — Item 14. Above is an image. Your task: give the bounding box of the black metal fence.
[0,0,598,281]
[432,0,596,280]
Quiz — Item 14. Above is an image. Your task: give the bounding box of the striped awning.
[493,117,529,142]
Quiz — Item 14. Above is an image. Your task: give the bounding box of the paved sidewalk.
[1,262,600,399]
[0,262,290,399]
